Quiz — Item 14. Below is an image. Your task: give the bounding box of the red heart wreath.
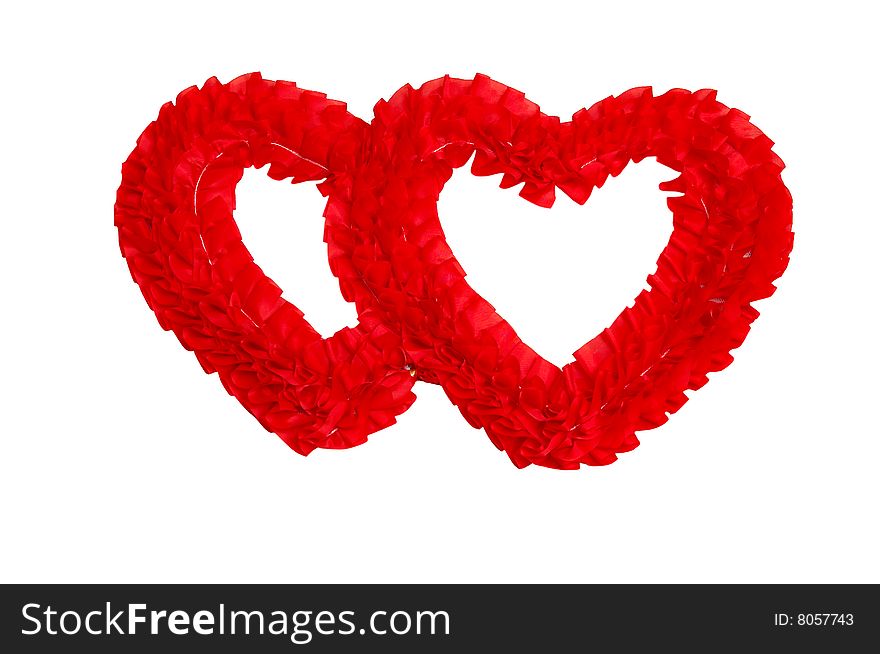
[114,75,416,455]
[115,73,793,469]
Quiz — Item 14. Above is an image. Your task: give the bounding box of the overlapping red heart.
[115,73,792,469]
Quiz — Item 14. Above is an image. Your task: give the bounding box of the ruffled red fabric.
[323,74,793,469]
[115,74,416,454]
[116,73,793,469]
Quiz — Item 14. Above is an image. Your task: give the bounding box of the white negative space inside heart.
[233,168,359,338]
[438,156,676,368]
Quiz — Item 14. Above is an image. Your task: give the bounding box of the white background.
[1,1,877,583]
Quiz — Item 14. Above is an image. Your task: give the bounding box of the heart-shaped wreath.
[115,73,792,469]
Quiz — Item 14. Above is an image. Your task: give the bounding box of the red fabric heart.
[115,73,792,469]
[322,75,793,469]
[114,74,416,454]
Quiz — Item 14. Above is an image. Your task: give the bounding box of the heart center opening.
[438,157,676,368]
[233,168,359,338]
